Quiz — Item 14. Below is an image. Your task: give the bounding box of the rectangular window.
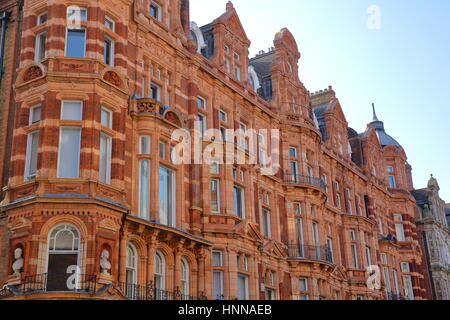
[37,12,48,26]
[198,113,207,136]
[289,147,297,158]
[101,107,113,128]
[393,270,400,295]
[351,243,359,268]
[159,141,166,159]
[290,161,298,183]
[233,185,245,218]
[139,159,150,219]
[140,136,151,155]
[295,218,304,257]
[61,101,83,121]
[67,7,87,21]
[262,208,271,238]
[387,166,394,173]
[224,58,230,72]
[99,133,112,184]
[326,237,334,263]
[219,110,228,122]
[197,96,206,109]
[234,67,241,81]
[66,29,86,58]
[401,262,410,273]
[212,251,223,267]
[336,193,342,209]
[388,175,397,188]
[350,230,356,241]
[104,36,114,66]
[24,131,40,180]
[293,202,302,215]
[210,179,220,213]
[150,1,162,21]
[105,16,115,31]
[58,127,81,178]
[403,275,414,300]
[210,162,220,175]
[383,267,391,293]
[234,52,240,61]
[299,278,308,291]
[159,166,176,227]
[394,214,405,241]
[237,274,249,300]
[35,32,46,61]
[365,246,372,266]
[29,105,41,124]
[381,253,388,265]
[151,83,161,101]
[220,126,227,142]
[213,271,224,300]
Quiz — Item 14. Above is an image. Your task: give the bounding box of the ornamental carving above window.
[164,111,182,127]
[23,66,43,82]
[103,71,122,87]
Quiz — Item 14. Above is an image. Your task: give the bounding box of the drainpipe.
[0,10,11,83]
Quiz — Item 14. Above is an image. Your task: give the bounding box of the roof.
[249,51,275,79]
[412,189,430,205]
[312,100,336,128]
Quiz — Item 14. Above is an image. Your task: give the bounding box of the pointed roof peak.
[226,1,234,12]
[372,103,379,122]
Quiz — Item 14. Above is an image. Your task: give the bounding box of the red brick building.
[0,0,430,300]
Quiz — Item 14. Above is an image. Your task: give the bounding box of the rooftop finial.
[372,103,379,122]
[226,1,234,11]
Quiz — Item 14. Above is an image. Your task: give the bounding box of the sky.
[191,0,450,202]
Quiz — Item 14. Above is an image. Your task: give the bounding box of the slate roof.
[249,51,275,79]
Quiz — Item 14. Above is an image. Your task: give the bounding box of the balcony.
[117,282,207,300]
[285,243,333,264]
[282,173,326,191]
[1,273,98,298]
[385,292,406,300]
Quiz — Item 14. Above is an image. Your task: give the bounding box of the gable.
[213,4,250,44]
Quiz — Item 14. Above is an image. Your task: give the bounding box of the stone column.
[119,236,127,284]
[197,250,206,295]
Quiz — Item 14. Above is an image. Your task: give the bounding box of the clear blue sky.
[191,0,450,201]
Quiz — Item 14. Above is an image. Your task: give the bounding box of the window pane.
[212,251,222,266]
[30,106,41,124]
[159,166,175,227]
[35,32,46,61]
[26,132,40,179]
[58,128,81,178]
[211,180,220,213]
[66,29,86,58]
[213,271,223,299]
[62,101,82,120]
[140,136,151,154]
[104,37,113,65]
[139,159,150,219]
[101,108,112,128]
[99,134,112,183]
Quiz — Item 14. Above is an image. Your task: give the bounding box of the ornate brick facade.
[0,0,431,300]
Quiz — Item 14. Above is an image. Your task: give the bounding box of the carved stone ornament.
[23,66,43,82]
[103,71,122,87]
[164,111,181,127]
[100,249,112,275]
[12,248,24,275]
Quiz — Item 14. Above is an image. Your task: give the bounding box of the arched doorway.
[46,223,80,291]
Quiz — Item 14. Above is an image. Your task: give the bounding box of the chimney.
[180,0,190,38]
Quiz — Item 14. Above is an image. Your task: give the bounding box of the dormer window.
[150,1,162,21]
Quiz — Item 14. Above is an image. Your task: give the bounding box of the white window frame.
[61,100,83,121]
[299,277,308,291]
[394,214,405,241]
[24,131,40,181]
[29,105,41,125]
[212,250,223,267]
[37,11,48,26]
[151,82,161,102]
[233,185,245,218]
[139,135,151,155]
[262,208,272,238]
[57,127,82,178]
[101,106,113,129]
[65,27,87,58]
[219,110,228,122]
[237,273,249,300]
[213,270,224,299]
[104,15,115,32]
[104,35,115,66]
[210,179,220,213]
[150,1,162,21]
[138,159,151,220]
[35,31,47,61]
[158,165,176,228]
[197,96,206,109]
[351,243,359,269]
[99,133,112,184]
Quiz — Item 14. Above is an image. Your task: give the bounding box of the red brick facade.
[0,0,430,300]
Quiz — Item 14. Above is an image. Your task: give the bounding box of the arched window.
[47,223,80,292]
[125,243,138,299]
[181,258,189,297]
[154,250,165,294]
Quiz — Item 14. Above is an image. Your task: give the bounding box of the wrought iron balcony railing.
[7,273,97,295]
[385,292,406,300]
[283,173,326,190]
[118,281,207,301]
[285,243,333,263]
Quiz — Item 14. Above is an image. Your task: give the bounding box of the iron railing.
[385,292,406,300]
[285,243,333,263]
[118,281,207,300]
[283,172,326,190]
[12,273,97,294]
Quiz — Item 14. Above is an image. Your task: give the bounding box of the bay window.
[66,29,86,58]
[58,127,81,178]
